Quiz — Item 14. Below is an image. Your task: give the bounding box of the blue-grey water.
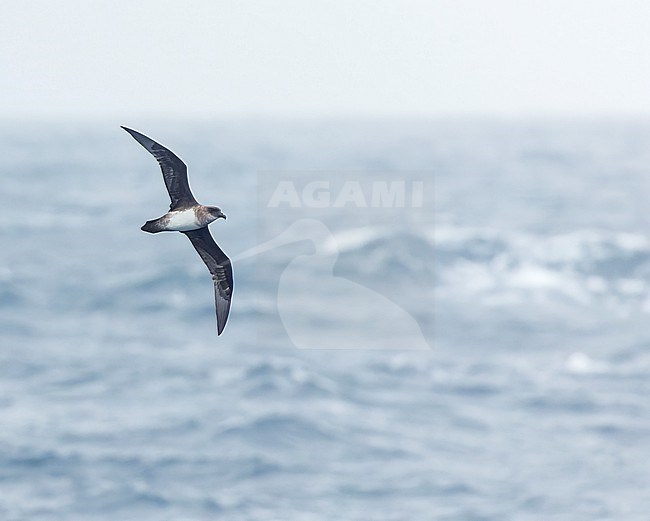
[1,119,649,520]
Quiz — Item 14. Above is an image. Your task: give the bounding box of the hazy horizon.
[2,1,650,120]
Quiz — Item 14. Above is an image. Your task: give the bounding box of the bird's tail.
[141,219,162,233]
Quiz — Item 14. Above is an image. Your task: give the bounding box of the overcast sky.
[2,0,650,119]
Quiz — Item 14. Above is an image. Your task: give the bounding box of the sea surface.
[1,118,649,520]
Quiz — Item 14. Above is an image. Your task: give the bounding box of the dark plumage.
[122,126,233,335]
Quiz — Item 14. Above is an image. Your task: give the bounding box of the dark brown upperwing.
[183,227,233,335]
[122,126,198,210]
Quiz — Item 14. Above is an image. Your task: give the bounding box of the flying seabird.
[122,126,233,335]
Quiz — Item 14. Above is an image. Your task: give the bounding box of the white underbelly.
[165,210,200,231]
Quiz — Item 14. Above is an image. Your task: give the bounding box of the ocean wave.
[435,225,650,310]
[217,413,337,446]
[243,359,339,397]
[334,227,435,284]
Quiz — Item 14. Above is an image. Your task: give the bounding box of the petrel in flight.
[122,126,233,335]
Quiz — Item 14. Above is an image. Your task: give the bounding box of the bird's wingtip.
[217,312,229,335]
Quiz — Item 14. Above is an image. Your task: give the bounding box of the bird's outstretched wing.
[183,227,233,335]
[121,126,198,210]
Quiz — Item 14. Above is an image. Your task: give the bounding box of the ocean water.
[0,119,649,520]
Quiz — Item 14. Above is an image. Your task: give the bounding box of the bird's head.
[207,206,227,221]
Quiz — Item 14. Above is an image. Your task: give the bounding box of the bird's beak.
[219,212,227,220]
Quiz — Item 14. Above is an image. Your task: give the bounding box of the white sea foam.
[565,352,609,374]
[434,224,650,313]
